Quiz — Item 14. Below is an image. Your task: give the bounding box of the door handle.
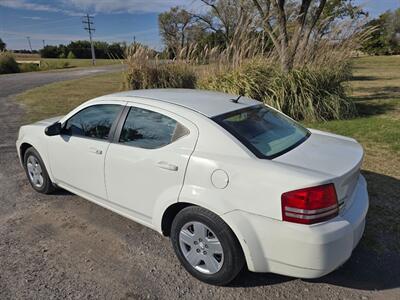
[89,147,103,155]
[156,161,178,171]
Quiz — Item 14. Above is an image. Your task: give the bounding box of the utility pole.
[26,36,33,52]
[42,40,45,48]
[82,14,96,65]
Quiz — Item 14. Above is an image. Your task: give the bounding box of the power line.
[82,14,96,65]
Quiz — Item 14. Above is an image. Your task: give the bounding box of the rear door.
[105,103,198,224]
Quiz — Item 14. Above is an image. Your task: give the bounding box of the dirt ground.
[0,67,399,299]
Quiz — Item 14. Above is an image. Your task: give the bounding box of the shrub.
[198,62,273,101]
[62,61,70,68]
[265,65,356,121]
[0,51,20,74]
[198,61,356,121]
[40,60,70,71]
[40,45,61,58]
[19,63,40,72]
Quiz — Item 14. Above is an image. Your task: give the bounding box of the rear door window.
[119,107,189,149]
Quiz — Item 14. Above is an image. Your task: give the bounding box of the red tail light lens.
[281,184,338,224]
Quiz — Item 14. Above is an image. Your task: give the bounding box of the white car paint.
[105,102,199,226]
[16,89,369,279]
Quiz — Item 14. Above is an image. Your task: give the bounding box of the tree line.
[40,41,125,59]
[362,8,400,55]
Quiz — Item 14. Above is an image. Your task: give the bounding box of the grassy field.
[17,72,124,121]
[310,56,400,252]
[17,55,400,252]
[14,53,120,71]
[308,56,400,153]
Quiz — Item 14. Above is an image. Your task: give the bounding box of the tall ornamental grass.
[198,61,356,121]
[123,45,196,90]
[123,18,367,121]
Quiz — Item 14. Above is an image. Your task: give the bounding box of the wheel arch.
[20,142,33,163]
[220,210,268,272]
[160,202,194,236]
[158,195,231,237]
[159,202,253,271]
[18,138,55,183]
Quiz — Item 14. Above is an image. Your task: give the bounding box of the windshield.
[213,105,310,159]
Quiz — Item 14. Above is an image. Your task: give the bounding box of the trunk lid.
[274,129,363,212]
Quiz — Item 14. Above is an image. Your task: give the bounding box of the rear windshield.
[213,105,310,159]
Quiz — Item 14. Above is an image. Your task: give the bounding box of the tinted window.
[64,104,121,140]
[119,107,189,149]
[214,105,309,158]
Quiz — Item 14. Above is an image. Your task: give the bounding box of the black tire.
[171,206,245,285]
[23,147,56,194]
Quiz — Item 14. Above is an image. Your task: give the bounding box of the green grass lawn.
[17,72,124,121]
[306,56,400,252]
[308,56,400,145]
[17,55,400,252]
[15,54,120,72]
[41,58,121,68]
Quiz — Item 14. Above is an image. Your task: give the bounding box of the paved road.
[0,67,399,299]
[0,65,124,97]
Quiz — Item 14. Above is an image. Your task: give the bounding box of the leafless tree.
[191,0,256,45]
[251,0,328,72]
[157,1,365,69]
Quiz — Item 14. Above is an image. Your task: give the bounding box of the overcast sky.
[0,0,399,50]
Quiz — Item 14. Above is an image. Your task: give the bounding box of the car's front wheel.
[24,147,55,194]
[171,206,245,285]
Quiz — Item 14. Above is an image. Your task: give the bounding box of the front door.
[105,104,198,224]
[48,103,123,200]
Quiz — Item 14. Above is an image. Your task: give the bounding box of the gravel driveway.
[0,67,399,299]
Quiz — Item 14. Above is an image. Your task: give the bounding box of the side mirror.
[45,122,62,136]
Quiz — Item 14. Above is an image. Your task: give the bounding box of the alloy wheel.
[26,155,44,188]
[179,221,224,274]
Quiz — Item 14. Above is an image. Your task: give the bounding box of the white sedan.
[16,89,369,285]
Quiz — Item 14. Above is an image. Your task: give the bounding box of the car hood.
[34,116,64,126]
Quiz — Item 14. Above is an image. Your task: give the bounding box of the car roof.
[106,89,260,117]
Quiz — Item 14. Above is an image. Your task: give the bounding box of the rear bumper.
[222,175,369,278]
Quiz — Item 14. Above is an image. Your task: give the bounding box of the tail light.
[281,184,338,225]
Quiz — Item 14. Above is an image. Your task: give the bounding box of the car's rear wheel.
[170,206,245,285]
[24,147,55,194]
